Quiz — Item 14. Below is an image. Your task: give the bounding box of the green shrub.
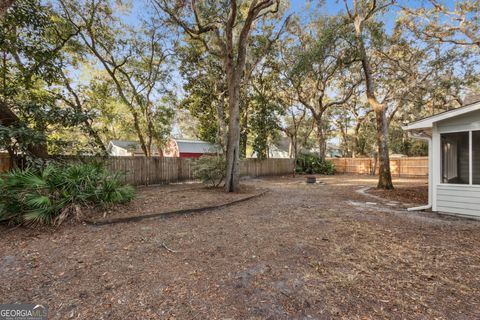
[193,154,226,187]
[296,154,336,175]
[0,161,134,226]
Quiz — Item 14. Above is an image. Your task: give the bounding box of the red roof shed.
[164,139,221,158]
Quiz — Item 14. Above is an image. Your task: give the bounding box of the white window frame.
[439,129,475,186]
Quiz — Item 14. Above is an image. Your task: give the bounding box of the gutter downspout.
[407,205,431,212]
[407,131,432,212]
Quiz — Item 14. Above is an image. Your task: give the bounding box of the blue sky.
[287,0,431,31]
[124,0,431,36]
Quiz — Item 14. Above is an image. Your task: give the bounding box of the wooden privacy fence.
[0,155,295,186]
[0,154,428,181]
[106,157,295,185]
[240,158,294,178]
[106,157,294,186]
[327,157,428,177]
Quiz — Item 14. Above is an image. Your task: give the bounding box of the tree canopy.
[1,0,479,190]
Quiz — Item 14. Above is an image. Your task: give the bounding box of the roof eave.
[402,102,480,132]
[402,123,433,131]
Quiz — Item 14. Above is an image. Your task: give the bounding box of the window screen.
[473,131,480,184]
[441,132,469,184]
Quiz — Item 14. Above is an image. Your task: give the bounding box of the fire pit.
[306,176,316,184]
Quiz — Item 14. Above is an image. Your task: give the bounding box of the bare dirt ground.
[1,174,479,319]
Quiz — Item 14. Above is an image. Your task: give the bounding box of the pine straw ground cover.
[0,175,479,319]
[368,183,429,205]
[81,183,262,223]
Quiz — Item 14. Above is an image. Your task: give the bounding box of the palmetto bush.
[193,154,226,187]
[0,161,134,226]
[296,154,336,175]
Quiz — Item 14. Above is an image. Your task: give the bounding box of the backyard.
[1,175,479,319]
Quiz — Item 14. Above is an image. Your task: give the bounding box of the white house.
[108,139,220,158]
[267,144,290,158]
[403,97,480,218]
[163,138,221,158]
[107,140,161,157]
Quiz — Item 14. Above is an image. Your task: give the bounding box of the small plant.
[296,154,336,175]
[0,161,134,226]
[193,154,226,187]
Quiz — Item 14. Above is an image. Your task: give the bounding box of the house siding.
[112,145,130,156]
[434,110,480,217]
[436,184,480,217]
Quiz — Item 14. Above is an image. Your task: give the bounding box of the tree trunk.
[353,17,393,189]
[315,118,326,159]
[375,109,393,189]
[146,138,152,157]
[352,123,361,158]
[222,0,278,192]
[224,74,241,192]
[339,124,349,157]
[293,135,298,159]
[215,91,228,152]
[84,120,107,155]
[288,137,293,158]
[292,134,298,177]
[240,103,248,158]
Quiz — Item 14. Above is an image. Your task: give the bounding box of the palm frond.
[0,161,135,226]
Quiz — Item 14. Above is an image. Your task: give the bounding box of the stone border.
[355,186,418,209]
[84,190,268,226]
